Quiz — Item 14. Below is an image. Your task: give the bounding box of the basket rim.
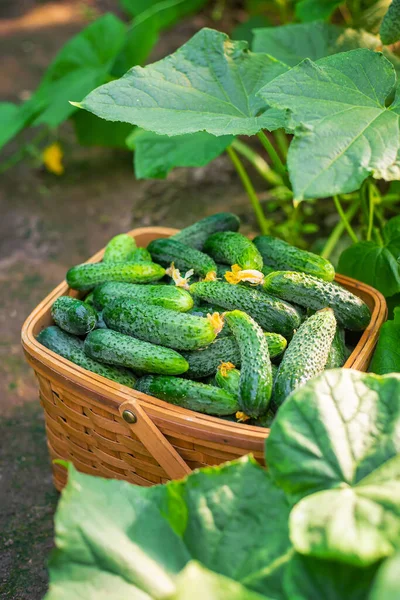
[21,226,387,440]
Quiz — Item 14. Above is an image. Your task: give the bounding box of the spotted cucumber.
[93,282,193,312]
[204,231,263,270]
[103,233,136,263]
[51,296,97,336]
[190,281,301,338]
[135,375,239,416]
[325,328,350,369]
[84,329,189,375]
[273,308,337,407]
[262,271,370,331]
[253,235,335,282]
[103,297,221,351]
[216,363,278,399]
[148,238,217,278]
[172,212,240,250]
[130,247,152,262]
[189,304,230,337]
[225,310,272,418]
[37,326,136,387]
[66,261,165,291]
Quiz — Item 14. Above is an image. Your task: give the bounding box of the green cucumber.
[252,410,276,428]
[66,261,165,291]
[93,282,193,312]
[37,326,136,387]
[148,238,217,278]
[225,310,272,418]
[135,375,239,416]
[51,296,97,336]
[263,271,370,331]
[204,231,263,270]
[216,363,279,399]
[266,332,287,358]
[95,310,107,330]
[189,304,230,337]
[253,235,335,282]
[84,291,95,306]
[325,328,350,369]
[84,329,188,375]
[103,233,136,263]
[130,247,152,262]
[190,281,301,338]
[216,263,231,278]
[182,337,240,379]
[273,308,337,407]
[103,297,220,351]
[172,212,240,250]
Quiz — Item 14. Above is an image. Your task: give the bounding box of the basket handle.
[119,399,191,481]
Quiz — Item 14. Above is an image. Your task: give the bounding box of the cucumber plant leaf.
[252,22,381,66]
[295,0,343,22]
[258,49,400,200]
[76,28,290,137]
[369,553,400,600]
[0,101,43,151]
[127,130,233,178]
[72,111,133,148]
[380,0,400,45]
[338,215,400,297]
[369,308,400,375]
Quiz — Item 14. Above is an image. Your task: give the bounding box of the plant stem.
[321,200,360,259]
[273,129,288,160]
[333,195,359,244]
[226,145,270,234]
[211,0,226,20]
[367,187,374,242]
[257,131,287,179]
[231,139,283,186]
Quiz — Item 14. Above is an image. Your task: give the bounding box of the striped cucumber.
[172,212,240,250]
[273,308,337,407]
[103,233,136,263]
[37,326,136,387]
[253,235,335,282]
[325,328,350,369]
[66,261,165,291]
[51,296,97,336]
[103,297,222,351]
[225,310,272,418]
[204,231,263,270]
[263,271,370,331]
[135,375,239,416]
[148,238,217,278]
[84,329,188,375]
[93,282,193,312]
[190,281,301,338]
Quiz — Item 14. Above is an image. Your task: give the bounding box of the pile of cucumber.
[37,213,371,426]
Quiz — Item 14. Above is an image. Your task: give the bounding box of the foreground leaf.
[128,130,233,178]
[266,369,400,503]
[77,28,289,137]
[369,308,400,375]
[258,49,400,199]
[369,553,400,600]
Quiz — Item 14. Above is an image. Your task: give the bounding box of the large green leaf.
[290,455,400,566]
[338,215,400,297]
[369,308,400,375]
[76,28,289,137]
[266,369,400,503]
[295,0,343,22]
[258,49,400,200]
[252,23,381,66]
[127,129,233,178]
[369,553,400,600]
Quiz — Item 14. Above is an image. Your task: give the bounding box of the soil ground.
[0,2,259,598]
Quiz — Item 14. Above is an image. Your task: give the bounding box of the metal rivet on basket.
[122,410,137,424]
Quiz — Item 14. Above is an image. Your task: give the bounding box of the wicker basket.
[22,227,387,491]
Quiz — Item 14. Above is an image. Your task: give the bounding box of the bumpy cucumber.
[252,410,276,428]
[66,261,165,291]
[225,310,272,418]
[93,282,193,312]
[190,281,301,338]
[37,326,136,387]
[51,296,97,336]
[266,332,287,358]
[172,212,240,250]
[273,309,337,407]
[103,297,220,351]
[135,375,239,416]
[95,310,107,329]
[148,238,217,278]
[215,364,241,397]
[130,247,152,262]
[263,271,370,331]
[253,235,335,282]
[84,329,188,375]
[84,291,95,306]
[325,328,350,369]
[204,231,263,270]
[103,234,136,263]
[189,304,230,337]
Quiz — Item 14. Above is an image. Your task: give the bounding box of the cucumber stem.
[366,181,380,242]
[226,145,271,234]
[231,139,283,186]
[257,131,288,180]
[333,195,359,244]
[320,200,360,260]
[273,129,289,160]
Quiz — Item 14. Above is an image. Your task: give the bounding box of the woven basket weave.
[22,227,387,491]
